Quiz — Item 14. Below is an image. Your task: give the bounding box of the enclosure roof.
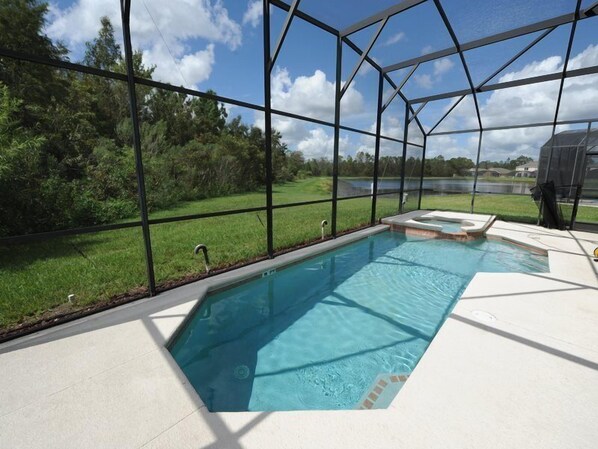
[543,128,598,147]
[276,0,598,134]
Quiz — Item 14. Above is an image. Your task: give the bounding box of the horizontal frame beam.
[0,47,128,81]
[270,109,424,146]
[410,64,598,104]
[383,13,579,73]
[340,0,426,37]
[428,117,598,136]
[269,0,339,35]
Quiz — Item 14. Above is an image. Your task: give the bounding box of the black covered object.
[532,181,565,230]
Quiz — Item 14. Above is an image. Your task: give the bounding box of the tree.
[83,16,121,70]
[189,91,228,138]
[0,84,45,235]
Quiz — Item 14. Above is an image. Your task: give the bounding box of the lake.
[338,178,534,197]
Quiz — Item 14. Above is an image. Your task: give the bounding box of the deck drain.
[472,310,496,322]
[233,365,250,379]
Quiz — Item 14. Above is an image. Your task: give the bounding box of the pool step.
[357,373,410,410]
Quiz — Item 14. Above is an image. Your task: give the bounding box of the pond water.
[339,178,533,196]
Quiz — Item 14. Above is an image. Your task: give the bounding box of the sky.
[43,0,598,163]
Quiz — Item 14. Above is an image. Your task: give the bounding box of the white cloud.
[271,68,364,121]
[413,57,454,89]
[426,44,598,160]
[297,128,338,159]
[253,67,366,160]
[499,56,561,82]
[380,115,405,140]
[384,32,405,46]
[178,44,215,85]
[414,73,433,89]
[556,44,598,121]
[46,0,242,87]
[356,116,405,155]
[480,45,598,128]
[253,113,346,160]
[426,134,479,159]
[480,127,555,161]
[243,1,262,28]
[433,57,454,76]
[568,44,598,70]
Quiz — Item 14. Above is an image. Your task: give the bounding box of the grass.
[421,193,598,224]
[0,178,401,331]
[1,178,595,332]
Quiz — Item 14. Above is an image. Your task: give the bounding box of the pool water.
[414,218,464,233]
[170,232,548,412]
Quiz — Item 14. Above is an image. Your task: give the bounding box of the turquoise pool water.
[414,218,464,233]
[170,232,548,412]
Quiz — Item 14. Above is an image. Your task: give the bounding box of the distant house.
[484,167,514,177]
[464,167,514,177]
[515,161,538,178]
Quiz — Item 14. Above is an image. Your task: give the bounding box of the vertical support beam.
[541,1,582,227]
[331,35,342,237]
[371,70,384,224]
[120,0,156,295]
[546,0,583,184]
[470,130,484,214]
[399,102,410,213]
[418,134,426,209]
[263,0,274,257]
[570,121,592,227]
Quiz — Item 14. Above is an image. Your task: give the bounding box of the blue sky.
[44,0,597,163]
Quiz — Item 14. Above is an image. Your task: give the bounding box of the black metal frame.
[1,0,597,302]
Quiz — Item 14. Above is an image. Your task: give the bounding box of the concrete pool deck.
[1,219,597,448]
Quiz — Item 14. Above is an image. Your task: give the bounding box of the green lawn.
[0,178,402,330]
[1,179,595,332]
[421,193,598,224]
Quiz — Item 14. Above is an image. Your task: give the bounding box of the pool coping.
[1,218,597,449]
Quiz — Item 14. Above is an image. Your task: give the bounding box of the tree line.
[0,1,534,238]
[0,2,298,237]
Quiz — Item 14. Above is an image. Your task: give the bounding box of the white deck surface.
[1,220,597,449]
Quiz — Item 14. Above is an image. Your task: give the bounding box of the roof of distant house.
[516,161,538,169]
[487,167,513,174]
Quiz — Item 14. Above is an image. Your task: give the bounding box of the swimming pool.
[170,231,548,412]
